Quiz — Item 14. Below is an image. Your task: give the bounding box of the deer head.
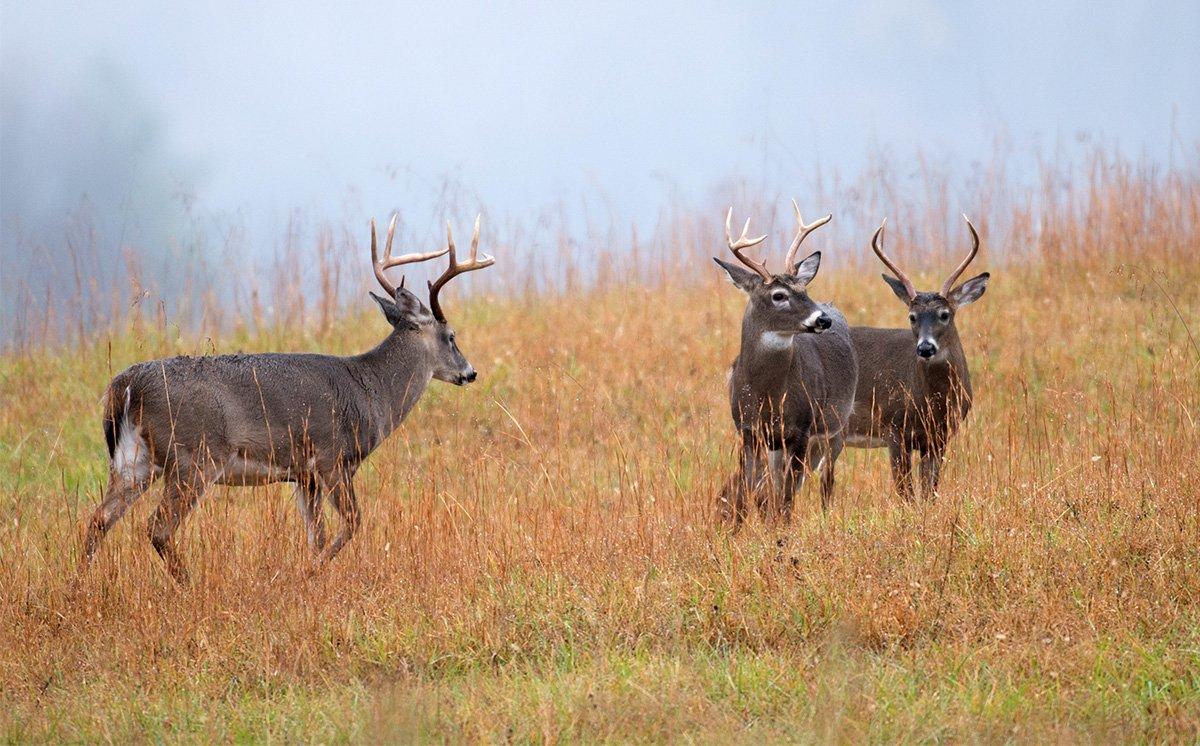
[369,214,495,385]
[714,201,834,339]
[871,215,990,360]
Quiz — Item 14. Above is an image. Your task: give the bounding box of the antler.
[940,215,981,297]
[428,214,495,323]
[724,207,771,282]
[783,200,832,269]
[371,214,450,296]
[870,218,917,301]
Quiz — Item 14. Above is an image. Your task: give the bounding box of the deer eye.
[938,310,951,321]
[908,312,917,324]
[771,290,789,303]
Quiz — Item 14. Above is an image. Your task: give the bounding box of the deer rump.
[103,354,386,487]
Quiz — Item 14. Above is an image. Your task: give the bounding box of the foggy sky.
[2,0,1198,291]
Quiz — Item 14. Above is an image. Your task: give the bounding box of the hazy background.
[2,0,1198,340]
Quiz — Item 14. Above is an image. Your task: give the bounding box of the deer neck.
[353,328,435,441]
[736,317,796,395]
[915,326,971,401]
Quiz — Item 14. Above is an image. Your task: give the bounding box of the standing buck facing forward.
[845,216,990,500]
[715,203,858,526]
[80,215,494,582]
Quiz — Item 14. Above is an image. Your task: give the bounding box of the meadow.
[2,150,1199,742]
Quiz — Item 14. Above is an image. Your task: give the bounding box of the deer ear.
[881,274,911,303]
[370,289,430,330]
[948,272,989,307]
[791,251,821,287]
[713,257,761,293]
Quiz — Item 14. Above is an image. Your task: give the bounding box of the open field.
[2,157,1200,742]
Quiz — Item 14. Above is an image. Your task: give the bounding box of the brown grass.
[1,147,1199,741]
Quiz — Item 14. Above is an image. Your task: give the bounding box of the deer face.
[370,287,477,385]
[883,275,989,360]
[715,251,832,337]
[871,215,990,361]
[427,322,476,385]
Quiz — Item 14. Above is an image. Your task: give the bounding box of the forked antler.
[724,207,771,282]
[783,199,832,269]
[371,214,450,297]
[428,214,495,323]
[870,218,917,301]
[940,215,980,297]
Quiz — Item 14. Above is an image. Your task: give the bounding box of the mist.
[1,1,1197,343]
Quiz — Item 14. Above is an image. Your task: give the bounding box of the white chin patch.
[759,331,795,351]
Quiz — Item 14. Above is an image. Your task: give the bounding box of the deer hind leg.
[294,475,327,554]
[80,473,151,572]
[816,435,844,511]
[888,440,915,502]
[147,459,212,585]
[315,473,360,567]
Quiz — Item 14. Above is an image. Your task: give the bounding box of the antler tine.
[370,213,450,296]
[783,199,832,269]
[870,218,916,301]
[724,207,772,282]
[940,215,980,297]
[429,214,495,323]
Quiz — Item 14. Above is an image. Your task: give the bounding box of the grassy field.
[2,156,1199,742]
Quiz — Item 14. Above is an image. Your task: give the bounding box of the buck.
[80,214,494,582]
[843,216,990,500]
[715,202,858,525]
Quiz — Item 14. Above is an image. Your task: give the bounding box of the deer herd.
[80,205,989,582]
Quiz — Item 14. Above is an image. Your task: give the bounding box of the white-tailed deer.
[715,202,858,525]
[80,215,495,582]
[844,216,990,500]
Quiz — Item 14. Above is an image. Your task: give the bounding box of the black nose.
[814,313,832,331]
[464,370,477,383]
[916,342,937,358]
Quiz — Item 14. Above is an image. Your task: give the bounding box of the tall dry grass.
[1,146,1198,741]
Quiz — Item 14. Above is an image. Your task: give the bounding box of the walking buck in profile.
[80,214,495,582]
[845,216,990,500]
[715,202,858,526]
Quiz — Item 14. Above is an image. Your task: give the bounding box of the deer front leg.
[774,432,811,525]
[919,446,944,500]
[315,473,360,567]
[888,440,915,502]
[718,434,766,529]
[294,476,327,554]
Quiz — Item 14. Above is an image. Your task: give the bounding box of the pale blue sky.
[2,0,1198,255]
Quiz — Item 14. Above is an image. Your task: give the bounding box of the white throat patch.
[759,331,796,352]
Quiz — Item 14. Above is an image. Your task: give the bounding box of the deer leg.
[294,476,327,554]
[80,473,150,572]
[888,440,915,501]
[718,435,765,529]
[147,464,209,585]
[919,447,944,500]
[818,435,844,511]
[774,433,811,525]
[316,474,360,566]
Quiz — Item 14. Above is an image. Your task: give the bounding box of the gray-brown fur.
[714,250,859,525]
[845,217,989,500]
[81,217,490,583]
